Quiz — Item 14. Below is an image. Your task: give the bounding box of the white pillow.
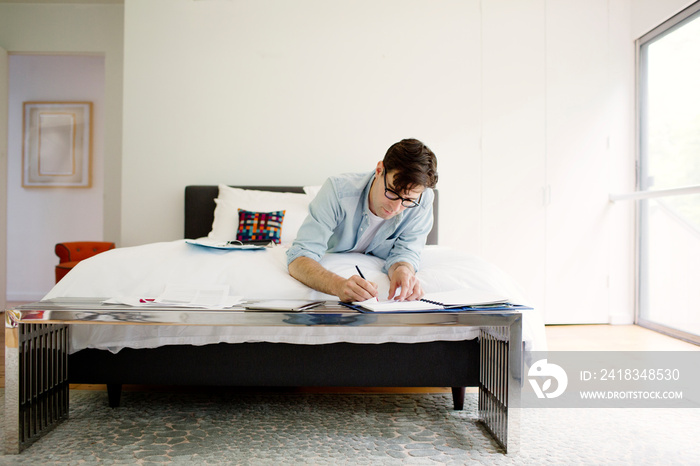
[208,185,312,244]
[303,185,323,199]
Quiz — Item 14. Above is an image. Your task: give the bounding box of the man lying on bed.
[287,138,438,303]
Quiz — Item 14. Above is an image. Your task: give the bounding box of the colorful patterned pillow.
[236,209,285,244]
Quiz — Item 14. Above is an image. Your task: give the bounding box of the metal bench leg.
[5,313,69,454]
[478,321,522,453]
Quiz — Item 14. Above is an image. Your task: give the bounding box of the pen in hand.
[355,265,378,300]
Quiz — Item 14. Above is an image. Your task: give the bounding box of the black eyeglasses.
[383,171,422,208]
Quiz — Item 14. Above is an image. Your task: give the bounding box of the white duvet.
[44,241,547,353]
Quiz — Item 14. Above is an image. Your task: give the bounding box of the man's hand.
[388,262,423,301]
[337,275,379,303]
[288,256,378,303]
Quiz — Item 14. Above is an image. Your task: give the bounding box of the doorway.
[6,54,105,301]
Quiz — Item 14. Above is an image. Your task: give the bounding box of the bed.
[44,184,545,410]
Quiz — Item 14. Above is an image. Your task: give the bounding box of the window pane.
[639,7,700,341]
[640,196,700,337]
[643,14,700,191]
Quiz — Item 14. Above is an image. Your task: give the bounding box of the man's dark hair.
[383,138,438,193]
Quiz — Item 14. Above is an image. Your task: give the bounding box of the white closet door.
[545,0,610,324]
[481,0,547,314]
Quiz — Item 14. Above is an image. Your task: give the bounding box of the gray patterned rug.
[0,389,698,465]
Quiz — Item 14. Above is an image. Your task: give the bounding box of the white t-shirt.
[351,211,386,253]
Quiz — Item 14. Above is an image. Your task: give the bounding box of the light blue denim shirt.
[286,171,434,273]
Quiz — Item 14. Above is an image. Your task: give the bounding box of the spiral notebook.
[352,289,509,313]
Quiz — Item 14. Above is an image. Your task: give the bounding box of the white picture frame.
[22,101,92,188]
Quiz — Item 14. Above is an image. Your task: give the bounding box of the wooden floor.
[1,306,697,393]
[545,323,699,351]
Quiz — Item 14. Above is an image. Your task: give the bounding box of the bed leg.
[451,387,465,410]
[107,384,122,408]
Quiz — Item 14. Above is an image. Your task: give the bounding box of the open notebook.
[352,289,510,312]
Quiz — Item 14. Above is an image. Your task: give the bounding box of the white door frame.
[0,45,9,308]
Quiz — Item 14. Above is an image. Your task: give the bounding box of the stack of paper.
[106,284,243,309]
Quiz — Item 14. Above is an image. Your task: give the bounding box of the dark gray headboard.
[184,186,439,245]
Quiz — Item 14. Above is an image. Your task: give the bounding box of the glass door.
[637,2,700,343]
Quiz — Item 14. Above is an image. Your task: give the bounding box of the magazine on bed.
[185,239,269,250]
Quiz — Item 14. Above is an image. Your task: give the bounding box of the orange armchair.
[55,241,116,283]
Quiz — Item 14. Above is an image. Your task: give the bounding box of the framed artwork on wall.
[22,101,92,188]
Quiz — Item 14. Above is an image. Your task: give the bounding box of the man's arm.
[387,261,424,301]
[288,256,378,303]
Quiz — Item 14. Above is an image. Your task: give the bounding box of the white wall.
[121,0,481,247]
[121,0,636,323]
[632,0,698,37]
[7,54,105,300]
[3,0,693,322]
[0,3,124,301]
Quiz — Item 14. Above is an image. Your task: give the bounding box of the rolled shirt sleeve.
[286,178,343,265]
